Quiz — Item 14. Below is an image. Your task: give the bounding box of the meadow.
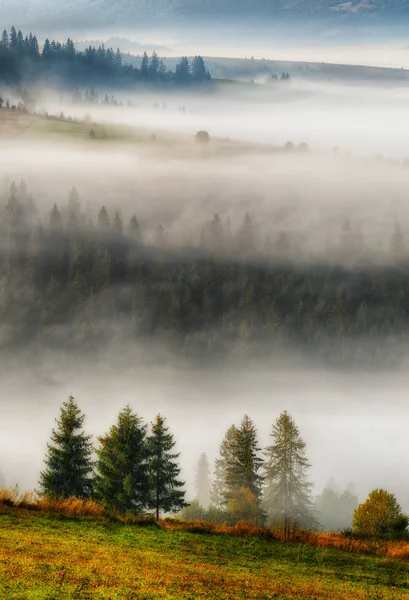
[0,107,277,163]
[1,499,409,599]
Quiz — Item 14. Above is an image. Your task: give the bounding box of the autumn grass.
[1,498,409,599]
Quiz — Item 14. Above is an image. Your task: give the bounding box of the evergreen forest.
[0,179,409,368]
[0,26,211,87]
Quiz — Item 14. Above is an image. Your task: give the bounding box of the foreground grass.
[1,505,409,599]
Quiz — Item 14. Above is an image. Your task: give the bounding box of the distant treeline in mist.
[1,180,409,367]
[0,26,211,87]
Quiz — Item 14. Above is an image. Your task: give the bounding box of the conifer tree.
[9,26,17,50]
[191,56,207,82]
[128,214,142,245]
[39,396,94,499]
[148,51,159,78]
[95,406,149,514]
[175,57,191,84]
[141,52,149,78]
[264,411,315,535]
[49,203,62,231]
[147,414,187,519]
[195,452,211,508]
[224,415,264,503]
[113,211,123,235]
[314,483,358,531]
[211,425,237,507]
[98,206,110,230]
[1,29,9,48]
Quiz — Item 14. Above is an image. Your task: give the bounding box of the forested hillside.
[1,179,409,368]
[0,26,211,86]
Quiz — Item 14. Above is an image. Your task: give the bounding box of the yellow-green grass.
[1,504,408,599]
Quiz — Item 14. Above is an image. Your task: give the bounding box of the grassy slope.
[1,506,409,599]
[0,110,185,144]
[0,108,276,159]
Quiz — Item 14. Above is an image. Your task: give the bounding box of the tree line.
[39,402,315,529]
[189,416,408,539]
[0,26,211,86]
[4,395,406,539]
[1,180,409,367]
[39,397,186,519]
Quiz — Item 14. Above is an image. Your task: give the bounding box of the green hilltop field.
[0,107,276,158]
[1,504,409,600]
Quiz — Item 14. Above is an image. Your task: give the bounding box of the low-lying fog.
[32,78,409,159]
[2,68,409,511]
[0,141,408,261]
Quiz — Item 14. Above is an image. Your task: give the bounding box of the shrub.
[180,499,207,521]
[195,131,210,144]
[352,489,408,539]
[227,487,265,526]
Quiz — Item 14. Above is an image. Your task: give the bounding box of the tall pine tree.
[95,406,149,514]
[264,411,315,536]
[147,415,187,519]
[39,396,94,499]
[211,425,237,507]
[224,415,264,503]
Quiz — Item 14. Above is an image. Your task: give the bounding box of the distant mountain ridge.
[1,0,409,29]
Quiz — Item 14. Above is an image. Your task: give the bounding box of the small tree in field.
[353,489,408,539]
[180,499,207,520]
[39,396,94,498]
[195,130,210,144]
[147,415,187,519]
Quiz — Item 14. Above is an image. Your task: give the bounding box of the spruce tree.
[224,415,264,503]
[128,214,143,246]
[113,211,123,235]
[98,206,110,230]
[211,425,237,507]
[264,411,315,536]
[39,396,94,499]
[148,51,159,78]
[95,406,149,514]
[49,203,62,231]
[1,29,9,48]
[141,52,149,77]
[147,414,187,519]
[191,56,206,82]
[9,26,17,50]
[195,452,211,508]
[175,57,191,84]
